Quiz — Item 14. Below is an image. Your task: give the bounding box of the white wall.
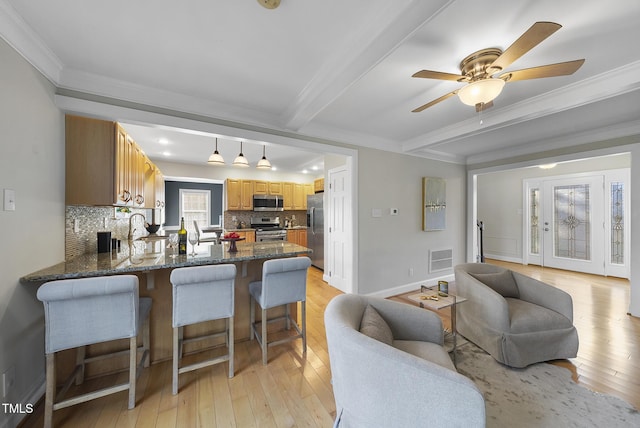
[357,148,466,296]
[477,154,630,261]
[0,39,64,427]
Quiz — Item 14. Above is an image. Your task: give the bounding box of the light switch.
[3,189,15,211]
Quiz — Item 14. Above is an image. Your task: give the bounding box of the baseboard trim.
[2,374,45,428]
[483,254,523,264]
[365,273,455,299]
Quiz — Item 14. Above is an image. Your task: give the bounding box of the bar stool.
[249,256,311,365]
[170,264,236,395]
[37,275,151,428]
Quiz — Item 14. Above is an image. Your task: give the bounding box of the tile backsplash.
[65,205,148,259]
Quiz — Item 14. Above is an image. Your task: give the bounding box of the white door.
[542,176,605,275]
[327,166,352,293]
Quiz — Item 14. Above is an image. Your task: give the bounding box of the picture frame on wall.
[422,177,446,231]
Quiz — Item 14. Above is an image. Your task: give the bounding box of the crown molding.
[0,0,62,83]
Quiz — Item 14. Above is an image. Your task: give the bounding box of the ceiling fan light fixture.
[233,141,249,167]
[207,138,225,165]
[256,145,272,170]
[458,79,505,106]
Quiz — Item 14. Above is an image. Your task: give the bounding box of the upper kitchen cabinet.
[66,115,148,206]
[314,178,324,193]
[143,158,165,209]
[226,179,254,210]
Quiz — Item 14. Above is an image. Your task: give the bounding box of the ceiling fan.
[411,22,585,113]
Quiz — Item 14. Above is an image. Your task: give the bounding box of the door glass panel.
[554,185,590,260]
[530,188,540,255]
[611,182,624,264]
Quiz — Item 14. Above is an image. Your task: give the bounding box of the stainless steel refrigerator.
[307,193,324,270]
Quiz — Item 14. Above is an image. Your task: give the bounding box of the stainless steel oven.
[251,216,287,242]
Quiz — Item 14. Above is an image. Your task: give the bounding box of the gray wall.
[0,39,65,427]
[357,148,466,295]
[477,154,630,261]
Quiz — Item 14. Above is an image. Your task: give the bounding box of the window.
[179,189,210,231]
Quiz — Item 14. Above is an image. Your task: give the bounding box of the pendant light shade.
[233,141,249,167]
[256,145,272,170]
[207,138,225,165]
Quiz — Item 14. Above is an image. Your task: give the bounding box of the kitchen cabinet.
[144,159,165,209]
[293,183,307,210]
[234,230,255,243]
[287,229,307,247]
[66,115,147,206]
[226,179,254,210]
[314,178,324,193]
[282,182,294,210]
[253,180,268,195]
[268,181,283,195]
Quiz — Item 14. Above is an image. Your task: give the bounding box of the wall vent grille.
[429,248,453,273]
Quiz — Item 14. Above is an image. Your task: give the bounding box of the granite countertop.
[20,240,311,283]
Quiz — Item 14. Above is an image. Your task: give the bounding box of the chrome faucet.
[128,213,146,241]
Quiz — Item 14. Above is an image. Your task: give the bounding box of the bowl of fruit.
[220,232,245,252]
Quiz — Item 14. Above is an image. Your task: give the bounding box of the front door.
[541,175,605,275]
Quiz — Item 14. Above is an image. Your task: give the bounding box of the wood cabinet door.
[155,168,165,209]
[226,179,242,210]
[241,180,254,209]
[253,180,268,194]
[293,183,305,210]
[282,182,294,210]
[268,181,283,195]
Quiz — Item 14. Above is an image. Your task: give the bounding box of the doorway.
[524,169,629,278]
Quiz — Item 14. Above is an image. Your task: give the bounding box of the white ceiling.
[2,0,640,170]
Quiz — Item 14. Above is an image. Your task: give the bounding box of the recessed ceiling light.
[162,151,171,157]
[302,169,308,174]
[159,138,169,145]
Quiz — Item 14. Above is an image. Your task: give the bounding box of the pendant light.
[256,145,272,170]
[233,141,249,167]
[207,138,225,165]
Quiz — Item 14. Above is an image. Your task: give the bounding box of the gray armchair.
[324,294,485,428]
[454,263,579,368]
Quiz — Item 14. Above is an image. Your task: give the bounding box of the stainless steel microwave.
[253,194,284,211]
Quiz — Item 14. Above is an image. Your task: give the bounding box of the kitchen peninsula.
[21,241,311,375]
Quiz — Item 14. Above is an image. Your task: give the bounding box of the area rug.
[455,341,640,427]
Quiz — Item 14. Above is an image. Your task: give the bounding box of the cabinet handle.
[135,194,144,205]
[119,190,131,203]
[156,200,161,208]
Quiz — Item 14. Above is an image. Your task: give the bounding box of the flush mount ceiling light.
[256,145,272,170]
[207,138,225,165]
[233,141,249,167]
[257,0,280,9]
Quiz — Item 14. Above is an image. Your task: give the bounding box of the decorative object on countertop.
[221,232,244,252]
[97,231,111,253]
[422,176,446,231]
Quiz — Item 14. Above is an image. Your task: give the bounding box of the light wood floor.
[21,261,640,427]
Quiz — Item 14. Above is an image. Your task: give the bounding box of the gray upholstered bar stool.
[249,256,311,365]
[37,275,151,428]
[170,264,236,395]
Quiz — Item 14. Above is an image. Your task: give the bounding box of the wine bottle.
[178,217,187,255]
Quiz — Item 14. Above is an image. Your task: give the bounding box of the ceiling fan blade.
[412,91,458,112]
[499,59,585,82]
[489,22,562,73]
[412,70,465,81]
